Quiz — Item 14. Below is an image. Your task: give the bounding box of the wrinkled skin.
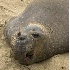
[4,0,68,65]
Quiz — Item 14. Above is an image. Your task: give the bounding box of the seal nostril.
[19,36,26,40]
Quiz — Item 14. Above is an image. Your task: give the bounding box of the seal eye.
[18,32,21,37]
[31,33,40,38]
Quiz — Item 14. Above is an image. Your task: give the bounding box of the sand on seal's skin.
[0,0,68,70]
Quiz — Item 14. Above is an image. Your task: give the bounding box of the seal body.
[4,0,69,65]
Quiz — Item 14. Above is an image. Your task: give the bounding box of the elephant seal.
[4,0,69,65]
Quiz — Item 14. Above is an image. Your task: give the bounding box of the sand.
[0,0,69,70]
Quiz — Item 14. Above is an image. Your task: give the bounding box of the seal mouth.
[26,51,34,59]
[24,51,34,61]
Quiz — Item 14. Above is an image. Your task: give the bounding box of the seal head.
[11,23,49,65]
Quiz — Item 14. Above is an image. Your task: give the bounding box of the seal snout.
[15,33,34,60]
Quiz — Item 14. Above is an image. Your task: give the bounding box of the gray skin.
[4,0,69,65]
